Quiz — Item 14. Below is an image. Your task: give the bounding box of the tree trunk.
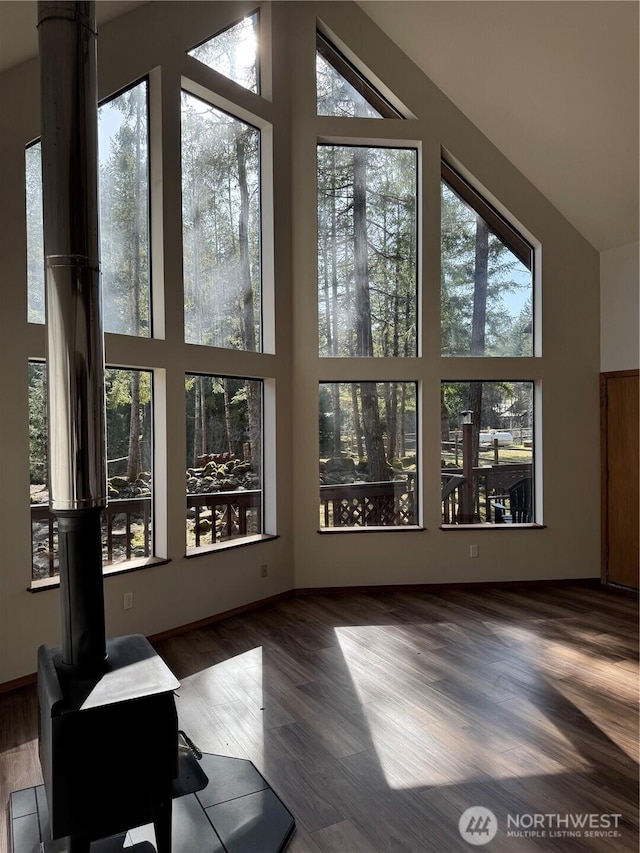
[387,237,400,458]
[193,376,205,466]
[470,217,489,466]
[323,250,332,355]
[400,283,412,458]
[399,383,407,458]
[247,382,261,481]
[331,385,341,456]
[440,391,450,443]
[199,375,207,457]
[323,254,342,455]
[471,217,489,356]
[352,147,388,481]
[236,130,256,353]
[193,376,209,465]
[192,170,203,343]
[127,371,141,481]
[223,379,234,456]
[353,148,373,358]
[235,130,261,478]
[386,383,398,461]
[330,154,341,455]
[469,380,483,470]
[330,150,340,360]
[360,383,387,481]
[351,386,364,458]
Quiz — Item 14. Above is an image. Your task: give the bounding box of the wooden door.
[601,371,639,588]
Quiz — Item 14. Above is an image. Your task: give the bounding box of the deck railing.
[32,465,532,576]
[31,488,263,578]
[186,489,261,548]
[441,462,532,523]
[320,476,416,527]
[319,463,532,529]
[31,497,153,579]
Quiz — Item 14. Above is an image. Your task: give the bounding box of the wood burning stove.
[35,4,180,850]
[38,636,179,851]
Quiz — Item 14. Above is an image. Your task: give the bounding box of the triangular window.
[441,160,534,357]
[188,12,259,94]
[316,32,401,119]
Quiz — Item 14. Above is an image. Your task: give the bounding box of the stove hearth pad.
[10,752,295,853]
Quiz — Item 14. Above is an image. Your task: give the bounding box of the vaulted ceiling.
[358,1,639,253]
[1,0,637,252]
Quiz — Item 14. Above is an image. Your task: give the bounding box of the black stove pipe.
[38,1,107,673]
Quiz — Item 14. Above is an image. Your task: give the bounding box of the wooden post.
[458,422,476,523]
[493,437,499,463]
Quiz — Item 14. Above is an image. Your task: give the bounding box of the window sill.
[28,556,171,592]
[318,525,425,534]
[185,533,279,558]
[440,523,545,530]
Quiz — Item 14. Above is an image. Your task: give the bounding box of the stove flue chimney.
[38,0,107,673]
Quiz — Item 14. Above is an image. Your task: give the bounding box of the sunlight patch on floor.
[180,646,266,768]
[335,626,593,789]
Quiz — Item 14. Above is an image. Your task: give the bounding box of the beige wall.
[601,241,639,372]
[0,1,601,684]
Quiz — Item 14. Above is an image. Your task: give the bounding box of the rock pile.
[108,470,152,500]
[319,453,411,486]
[186,457,259,494]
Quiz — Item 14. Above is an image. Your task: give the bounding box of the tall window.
[319,382,417,528]
[182,93,261,351]
[439,160,538,527]
[317,145,417,358]
[29,363,154,581]
[316,37,417,531]
[441,161,533,357]
[99,81,151,336]
[185,375,263,553]
[26,79,151,335]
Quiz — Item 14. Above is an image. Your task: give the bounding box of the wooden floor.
[1,583,638,852]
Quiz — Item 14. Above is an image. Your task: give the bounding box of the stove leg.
[153,800,172,853]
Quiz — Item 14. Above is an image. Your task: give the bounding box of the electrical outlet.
[123,591,134,610]
[469,544,479,558]
[260,564,268,578]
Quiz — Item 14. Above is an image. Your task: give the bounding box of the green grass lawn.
[442,443,533,468]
